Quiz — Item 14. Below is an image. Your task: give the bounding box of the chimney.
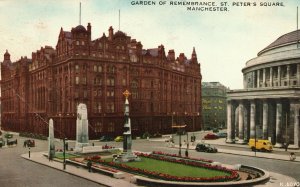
[168,50,175,60]
[108,26,114,40]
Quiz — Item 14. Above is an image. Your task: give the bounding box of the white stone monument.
[48,118,55,160]
[75,103,89,151]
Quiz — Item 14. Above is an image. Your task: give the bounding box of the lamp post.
[63,138,66,170]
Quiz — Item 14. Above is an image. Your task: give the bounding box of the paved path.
[21,151,298,187]
[21,152,137,187]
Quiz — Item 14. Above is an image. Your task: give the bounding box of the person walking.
[87,160,92,172]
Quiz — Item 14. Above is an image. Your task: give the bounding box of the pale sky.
[0,0,299,89]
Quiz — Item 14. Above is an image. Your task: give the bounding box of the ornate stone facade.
[1,23,202,139]
[227,30,300,149]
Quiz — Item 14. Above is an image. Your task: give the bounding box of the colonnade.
[226,99,299,148]
[244,63,300,88]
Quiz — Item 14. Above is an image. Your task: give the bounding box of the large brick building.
[1,23,202,139]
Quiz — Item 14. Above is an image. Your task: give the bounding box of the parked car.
[114,136,123,142]
[195,143,218,153]
[0,138,5,147]
[4,133,13,139]
[99,135,113,142]
[204,133,218,140]
[212,128,219,133]
[217,132,227,138]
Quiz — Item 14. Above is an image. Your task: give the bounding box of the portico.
[227,88,300,149]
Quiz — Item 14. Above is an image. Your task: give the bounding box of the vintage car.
[195,143,218,153]
[204,133,218,140]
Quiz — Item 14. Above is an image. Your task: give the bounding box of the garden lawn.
[55,153,80,159]
[123,157,230,178]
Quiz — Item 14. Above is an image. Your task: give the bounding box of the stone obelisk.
[115,90,140,162]
[48,118,55,160]
[75,103,89,151]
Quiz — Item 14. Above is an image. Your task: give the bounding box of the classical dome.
[73,25,87,32]
[258,30,300,55]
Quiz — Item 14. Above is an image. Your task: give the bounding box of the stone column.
[226,101,234,143]
[278,66,281,86]
[270,67,273,87]
[257,70,260,88]
[250,100,256,138]
[287,65,290,86]
[290,105,299,149]
[297,64,300,86]
[274,101,283,147]
[262,100,268,140]
[237,102,245,143]
[263,68,266,87]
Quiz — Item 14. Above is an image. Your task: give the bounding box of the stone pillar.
[290,106,299,149]
[263,68,266,87]
[270,67,273,87]
[257,70,260,88]
[250,100,256,138]
[287,65,290,86]
[274,101,283,147]
[226,101,234,143]
[237,102,245,143]
[278,66,281,86]
[262,100,268,140]
[297,64,300,86]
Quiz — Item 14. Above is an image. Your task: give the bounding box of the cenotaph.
[75,103,89,150]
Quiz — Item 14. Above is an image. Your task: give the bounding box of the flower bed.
[152,151,213,163]
[92,152,239,182]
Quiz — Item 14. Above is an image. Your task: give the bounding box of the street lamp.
[63,138,66,170]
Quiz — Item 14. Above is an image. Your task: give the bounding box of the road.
[0,136,104,187]
[1,134,299,187]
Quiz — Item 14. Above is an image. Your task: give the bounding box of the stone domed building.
[227,30,300,149]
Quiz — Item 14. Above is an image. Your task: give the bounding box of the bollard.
[29,147,31,158]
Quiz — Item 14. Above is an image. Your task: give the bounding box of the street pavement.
[159,137,300,162]
[1,131,299,187]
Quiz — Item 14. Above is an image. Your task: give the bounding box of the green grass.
[55,153,80,159]
[123,157,230,178]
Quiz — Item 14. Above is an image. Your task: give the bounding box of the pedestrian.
[23,140,27,148]
[87,160,92,172]
[92,142,94,146]
[65,142,69,151]
[185,150,189,157]
[290,152,296,161]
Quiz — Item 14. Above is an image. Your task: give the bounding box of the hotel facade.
[1,23,202,139]
[227,30,300,149]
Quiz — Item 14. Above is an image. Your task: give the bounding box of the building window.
[82,77,87,85]
[107,77,115,86]
[75,76,80,85]
[106,90,114,97]
[94,65,97,72]
[98,65,102,72]
[107,103,115,113]
[108,122,114,132]
[122,78,126,86]
[94,103,102,113]
[95,122,103,133]
[83,90,87,98]
[76,41,79,45]
[75,65,79,72]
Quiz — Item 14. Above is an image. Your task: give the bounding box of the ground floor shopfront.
[226,88,300,149]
